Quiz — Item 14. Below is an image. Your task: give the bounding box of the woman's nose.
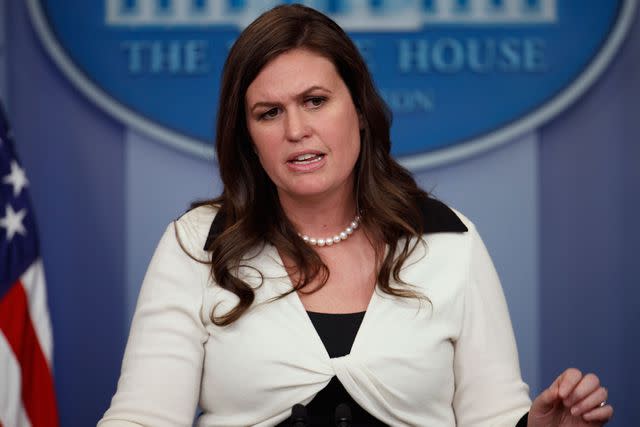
[284,109,310,142]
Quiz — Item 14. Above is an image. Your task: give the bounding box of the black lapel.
[418,197,468,234]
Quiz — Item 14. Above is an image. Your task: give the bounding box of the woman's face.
[245,48,362,204]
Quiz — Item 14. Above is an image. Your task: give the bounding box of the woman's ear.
[357,110,365,130]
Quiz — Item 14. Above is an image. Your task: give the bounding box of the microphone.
[290,403,308,427]
[334,403,352,427]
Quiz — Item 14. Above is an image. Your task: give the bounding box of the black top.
[307,311,365,359]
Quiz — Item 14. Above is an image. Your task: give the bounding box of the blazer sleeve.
[98,218,209,427]
[452,222,531,426]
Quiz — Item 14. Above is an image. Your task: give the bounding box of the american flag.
[0,102,58,427]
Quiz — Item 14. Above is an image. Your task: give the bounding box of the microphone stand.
[290,403,308,427]
[334,403,352,427]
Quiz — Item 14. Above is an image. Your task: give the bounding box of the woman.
[99,5,612,427]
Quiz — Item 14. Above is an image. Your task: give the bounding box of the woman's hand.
[528,368,613,427]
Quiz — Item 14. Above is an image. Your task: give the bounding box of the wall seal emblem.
[27,0,637,169]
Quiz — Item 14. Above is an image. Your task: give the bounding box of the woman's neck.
[278,189,357,237]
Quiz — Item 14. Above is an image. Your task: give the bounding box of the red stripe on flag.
[0,280,59,427]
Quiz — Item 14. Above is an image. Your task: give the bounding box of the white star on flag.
[0,203,27,241]
[3,160,29,196]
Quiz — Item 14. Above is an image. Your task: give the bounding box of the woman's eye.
[260,108,279,120]
[306,97,325,108]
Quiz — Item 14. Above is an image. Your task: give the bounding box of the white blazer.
[98,200,531,426]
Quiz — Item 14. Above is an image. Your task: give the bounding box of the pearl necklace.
[298,215,361,247]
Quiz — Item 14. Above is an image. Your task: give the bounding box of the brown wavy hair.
[201,4,428,326]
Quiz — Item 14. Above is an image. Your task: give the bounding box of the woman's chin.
[278,184,346,203]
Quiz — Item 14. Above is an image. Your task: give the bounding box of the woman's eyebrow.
[249,101,279,112]
[299,85,332,96]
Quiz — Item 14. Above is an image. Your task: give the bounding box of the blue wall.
[539,11,640,421]
[4,0,640,425]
